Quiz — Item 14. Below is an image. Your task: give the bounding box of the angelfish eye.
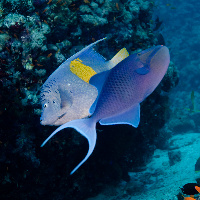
[44,103,48,108]
[53,100,56,103]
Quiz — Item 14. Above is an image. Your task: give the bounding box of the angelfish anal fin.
[99,104,140,128]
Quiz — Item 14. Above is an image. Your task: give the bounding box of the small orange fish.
[0,30,3,33]
[47,53,52,58]
[184,197,196,200]
[37,63,43,67]
[56,0,62,4]
[47,0,52,4]
[42,8,48,13]
[35,11,39,15]
[84,0,90,3]
[14,33,18,39]
[44,20,48,25]
[113,16,116,21]
[70,4,76,7]
[30,64,35,67]
[6,47,10,52]
[61,2,67,6]
[195,186,200,193]
[92,38,95,42]
[116,3,119,10]
[56,49,60,54]
[34,60,38,62]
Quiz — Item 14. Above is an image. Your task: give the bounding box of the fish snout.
[40,114,58,125]
[40,117,46,125]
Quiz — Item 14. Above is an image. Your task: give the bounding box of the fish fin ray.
[41,118,97,175]
[109,48,129,69]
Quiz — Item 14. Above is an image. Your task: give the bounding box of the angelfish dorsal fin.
[70,58,97,83]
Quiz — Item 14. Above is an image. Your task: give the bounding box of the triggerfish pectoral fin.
[41,118,97,175]
[99,104,140,128]
[135,64,150,75]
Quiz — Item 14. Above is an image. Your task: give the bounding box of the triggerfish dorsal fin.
[41,118,97,175]
[108,48,129,69]
[99,104,140,127]
[89,70,110,114]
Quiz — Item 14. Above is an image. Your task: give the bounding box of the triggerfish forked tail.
[40,38,129,126]
[41,45,170,174]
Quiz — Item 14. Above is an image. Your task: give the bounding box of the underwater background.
[0,0,199,199]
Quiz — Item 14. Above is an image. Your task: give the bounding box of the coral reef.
[0,0,179,199]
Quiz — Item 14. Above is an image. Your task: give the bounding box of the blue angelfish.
[41,45,170,174]
[40,38,129,126]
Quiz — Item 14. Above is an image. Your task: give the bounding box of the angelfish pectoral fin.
[41,118,97,175]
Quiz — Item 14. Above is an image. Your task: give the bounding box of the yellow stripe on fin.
[70,58,97,83]
[110,48,129,68]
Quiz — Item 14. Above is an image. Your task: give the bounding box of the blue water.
[1,0,200,200]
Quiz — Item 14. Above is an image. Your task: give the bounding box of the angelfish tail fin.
[41,118,97,175]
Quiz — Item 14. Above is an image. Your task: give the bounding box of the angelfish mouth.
[58,113,67,120]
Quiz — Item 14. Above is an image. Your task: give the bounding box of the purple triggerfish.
[41,45,170,174]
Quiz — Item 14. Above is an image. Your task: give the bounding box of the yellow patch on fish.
[70,58,97,83]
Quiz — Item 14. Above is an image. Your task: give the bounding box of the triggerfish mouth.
[41,45,170,175]
[40,38,129,126]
